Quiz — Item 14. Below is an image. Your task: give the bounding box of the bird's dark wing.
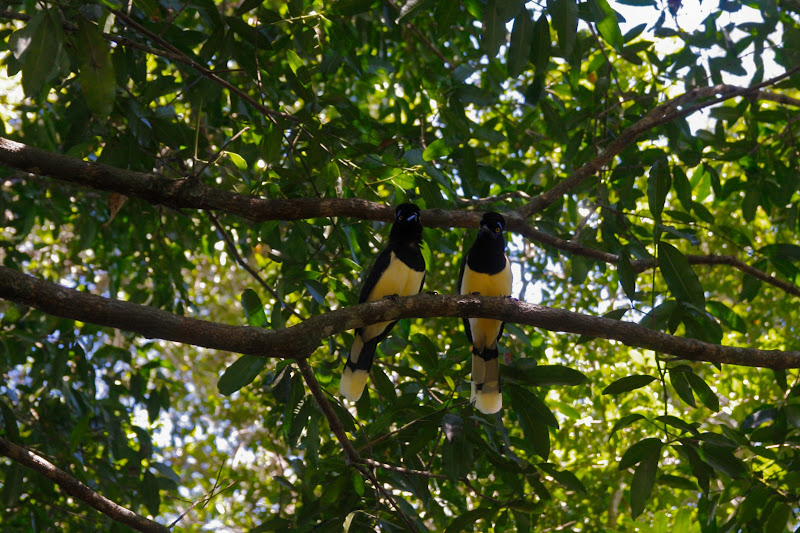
[457,248,473,345]
[358,245,393,303]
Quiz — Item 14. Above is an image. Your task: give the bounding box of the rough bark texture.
[2,267,799,369]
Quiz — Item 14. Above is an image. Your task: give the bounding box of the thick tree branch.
[0,136,796,298]
[0,136,477,228]
[0,265,317,359]
[0,436,168,533]
[2,267,799,369]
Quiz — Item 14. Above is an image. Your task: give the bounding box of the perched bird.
[457,212,512,414]
[339,203,426,402]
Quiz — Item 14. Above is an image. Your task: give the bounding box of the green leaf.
[441,430,474,481]
[507,384,552,459]
[669,367,696,408]
[701,444,746,479]
[77,18,115,117]
[672,167,693,212]
[151,462,182,485]
[658,242,705,308]
[617,251,637,299]
[739,272,762,302]
[530,14,551,72]
[618,437,662,470]
[444,508,495,533]
[647,158,671,222]
[507,383,558,428]
[705,301,746,333]
[422,138,454,161]
[591,0,623,50]
[760,243,800,262]
[482,0,506,57]
[217,354,268,395]
[285,49,310,85]
[764,502,791,532]
[0,399,20,442]
[511,363,588,386]
[609,413,645,437]
[20,11,64,97]
[539,463,587,494]
[685,372,719,412]
[226,151,248,170]
[547,0,578,58]
[9,13,45,61]
[602,374,656,395]
[142,471,161,516]
[508,9,534,77]
[435,0,460,33]
[241,289,268,327]
[351,471,365,497]
[630,446,659,518]
[654,415,698,435]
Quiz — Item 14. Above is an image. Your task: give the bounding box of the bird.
[339,203,426,402]
[457,212,512,414]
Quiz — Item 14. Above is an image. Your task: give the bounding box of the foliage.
[2,0,800,531]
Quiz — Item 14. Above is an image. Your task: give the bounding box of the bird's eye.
[494,227,501,233]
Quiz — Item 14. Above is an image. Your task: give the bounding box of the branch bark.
[0,436,169,533]
[513,65,800,219]
[2,136,798,298]
[2,266,799,369]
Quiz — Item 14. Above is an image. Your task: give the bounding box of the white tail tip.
[340,367,369,402]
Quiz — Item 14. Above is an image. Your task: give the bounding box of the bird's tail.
[471,347,502,414]
[340,334,379,402]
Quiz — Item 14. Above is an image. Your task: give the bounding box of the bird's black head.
[479,212,506,239]
[390,203,423,243]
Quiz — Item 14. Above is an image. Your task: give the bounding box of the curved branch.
[0,436,169,533]
[0,133,796,299]
[1,266,799,369]
[0,136,481,228]
[514,65,800,219]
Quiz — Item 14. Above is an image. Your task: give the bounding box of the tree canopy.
[1,0,800,531]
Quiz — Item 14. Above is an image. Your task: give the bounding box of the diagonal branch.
[0,436,169,533]
[514,65,800,219]
[2,266,799,369]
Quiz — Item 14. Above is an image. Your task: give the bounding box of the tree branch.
[0,436,169,533]
[2,266,799,369]
[514,65,800,219]
[1,135,797,298]
[514,224,800,298]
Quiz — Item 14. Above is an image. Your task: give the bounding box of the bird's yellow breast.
[366,252,425,302]
[360,252,425,342]
[460,257,512,297]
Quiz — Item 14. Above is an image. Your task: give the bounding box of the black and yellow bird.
[457,212,512,414]
[339,203,426,402]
